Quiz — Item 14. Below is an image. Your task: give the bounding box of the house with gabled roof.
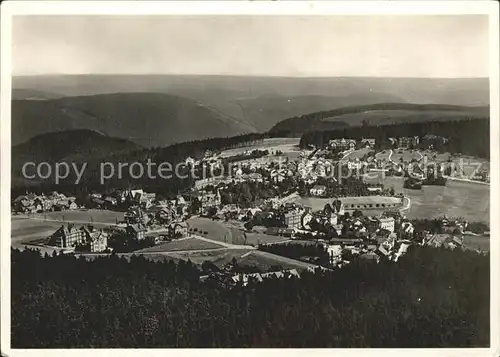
[126,223,147,240]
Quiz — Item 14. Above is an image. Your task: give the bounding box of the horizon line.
[12,73,490,80]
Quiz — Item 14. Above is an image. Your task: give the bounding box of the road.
[388,149,394,163]
[400,196,412,211]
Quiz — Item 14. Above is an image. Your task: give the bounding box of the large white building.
[379,217,395,233]
[284,207,306,229]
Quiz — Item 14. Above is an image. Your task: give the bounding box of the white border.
[1,1,499,357]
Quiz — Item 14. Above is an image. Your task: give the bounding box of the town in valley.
[12,133,490,286]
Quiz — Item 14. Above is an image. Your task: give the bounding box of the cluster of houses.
[89,189,157,210]
[13,192,78,214]
[328,137,376,152]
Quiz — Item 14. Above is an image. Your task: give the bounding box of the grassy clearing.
[135,237,224,253]
[362,175,490,223]
[244,232,290,246]
[239,250,317,272]
[219,138,300,157]
[343,148,373,160]
[462,235,490,252]
[186,217,232,243]
[36,209,124,224]
[168,248,252,267]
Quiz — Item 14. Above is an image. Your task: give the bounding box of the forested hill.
[11,246,489,348]
[299,118,490,159]
[12,129,142,164]
[11,92,258,147]
[11,131,274,196]
[269,103,489,135]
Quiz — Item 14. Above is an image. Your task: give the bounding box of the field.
[342,148,373,161]
[11,209,124,250]
[244,232,290,246]
[135,237,225,253]
[165,248,254,267]
[363,174,490,223]
[186,217,233,243]
[462,235,490,252]
[219,138,301,158]
[11,217,63,246]
[239,250,318,272]
[34,209,124,224]
[321,109,486,126]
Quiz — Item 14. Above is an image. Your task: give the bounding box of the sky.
[12,15,489,77]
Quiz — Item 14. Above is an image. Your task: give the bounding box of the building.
[399,221,415,238]
[87,227,109,252]
[50,224,87,248]
[104,196,118,208]
[231,269,300,287]
[325,244,343,265]
[309,185,327,197]
[360,138,376,148]
[398,136,420,148]
[329,138,356,151]
[49,224,109,251]
[331,198,345,216]
[199,190,222,215]
[283,207,306,229]
[169,221,189,238]
[126,223,147,240]
[379,217,395,233]
[270,169,288,183]
[185,156,196,167]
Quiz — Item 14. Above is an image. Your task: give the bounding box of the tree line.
[11,245,489,348]
[299,118,490,159]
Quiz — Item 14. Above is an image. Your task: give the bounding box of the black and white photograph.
[1,1,499,353]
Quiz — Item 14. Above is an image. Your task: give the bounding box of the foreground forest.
[11,246,489,348]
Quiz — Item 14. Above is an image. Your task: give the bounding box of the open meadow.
[363,174,490,223]
[35,209,124,224]
[238,250,318,272]
[342,148,373,161]
[11,209,124,249]
[219,137,302,161]
[135,237,225,253]
[186,217,233,243]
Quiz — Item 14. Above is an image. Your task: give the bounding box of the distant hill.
[11,93,258,147]
[11,88,65,100]
[269,103,490,134]
[231,93,408,131]
[13,75,489,133]
[12,129,142,165]
[11,129,142,187]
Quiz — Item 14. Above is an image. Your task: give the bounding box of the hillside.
[12,246,489,347]
[299,118,490,159]
[11,88,64,100]
[269,103,490,134]
[11,93,258,147]
[13,75,489,133]
[231,93,408,131]
[11,129,142,186]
